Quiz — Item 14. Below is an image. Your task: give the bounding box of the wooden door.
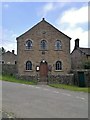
[40,62,48,82]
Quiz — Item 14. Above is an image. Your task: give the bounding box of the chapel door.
[40,61,48,82]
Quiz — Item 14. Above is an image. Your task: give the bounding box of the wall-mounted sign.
[36,66,40,72]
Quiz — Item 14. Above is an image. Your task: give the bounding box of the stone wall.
[15,73,74,85]
[72,69,90,87]
[47,74,74,85]
[15,74,37,82]
[71,49,90,70]
[1,64,17,75]
[71,49,83,69]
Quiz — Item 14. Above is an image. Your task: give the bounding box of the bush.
[83,61,90,69]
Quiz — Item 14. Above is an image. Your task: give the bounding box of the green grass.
[0,75,89,93]
[0,74,37,85]
[49,84,90,93]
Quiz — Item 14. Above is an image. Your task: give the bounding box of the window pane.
[56,61,62,70]
[55,40,62,50]
[26,40,32,49]
[41,40,47,50]
[26,61,32,70]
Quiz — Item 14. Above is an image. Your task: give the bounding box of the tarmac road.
[2,81,88,118]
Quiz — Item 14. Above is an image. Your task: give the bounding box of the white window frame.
[25,39,33,50]
[55,40,62,50]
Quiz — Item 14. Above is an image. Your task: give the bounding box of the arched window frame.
[55,40,62,50]
[55,61,62,70]
[25,40,33,50]
[40,40,47,50]
[26,61,32,70]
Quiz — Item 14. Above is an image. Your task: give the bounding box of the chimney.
[75,38,79,49]
[42,18,45,21]
[12,50,14,54]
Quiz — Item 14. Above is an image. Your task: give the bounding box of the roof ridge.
[16,19,71,40]
[2,51,17,56]
[79,47,90,55]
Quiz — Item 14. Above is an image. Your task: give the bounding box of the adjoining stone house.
[71,39,90,87]
[0,50,17,65]
[71,38,90,69]
[0,50,17,75]
[16,18,71,82]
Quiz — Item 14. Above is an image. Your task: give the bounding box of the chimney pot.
[42,18,45,20]
[12,50,14,54]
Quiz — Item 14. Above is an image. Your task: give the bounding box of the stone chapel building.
[16,18,71,81]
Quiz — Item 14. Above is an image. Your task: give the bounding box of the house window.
[2,61,5,64]
[26,40,32,50]
[56,61,62,70]
[15,61,17,64]
[40,40,47,50]
[55,40,62,50]
[26,61,32,70]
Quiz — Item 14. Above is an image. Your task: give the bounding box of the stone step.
[37,82,47,85]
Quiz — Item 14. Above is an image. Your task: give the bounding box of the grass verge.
[0,74,37,85]
[49,84,90,93]
[0,75,89,93]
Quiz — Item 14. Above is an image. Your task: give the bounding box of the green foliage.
[0,47,6,55]
[83,61,90,69]
[0,74,37,85]
[49,84,89,93]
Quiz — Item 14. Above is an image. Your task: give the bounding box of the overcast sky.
[1,1,90,54]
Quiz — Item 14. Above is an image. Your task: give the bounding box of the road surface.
[2,81,88,118]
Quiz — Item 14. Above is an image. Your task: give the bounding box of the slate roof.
[79,47,90,56]
[2,51,17,56]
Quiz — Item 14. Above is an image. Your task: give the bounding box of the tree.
[0,47,6,54]
[83,61,90,69]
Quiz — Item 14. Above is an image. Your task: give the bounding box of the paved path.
[2,81,88,118]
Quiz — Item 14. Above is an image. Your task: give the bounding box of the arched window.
[26,61,32,70]
[56,61,62,70]
[40,40,47,50]
[55,40,62,50]
[26,40,32,49]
